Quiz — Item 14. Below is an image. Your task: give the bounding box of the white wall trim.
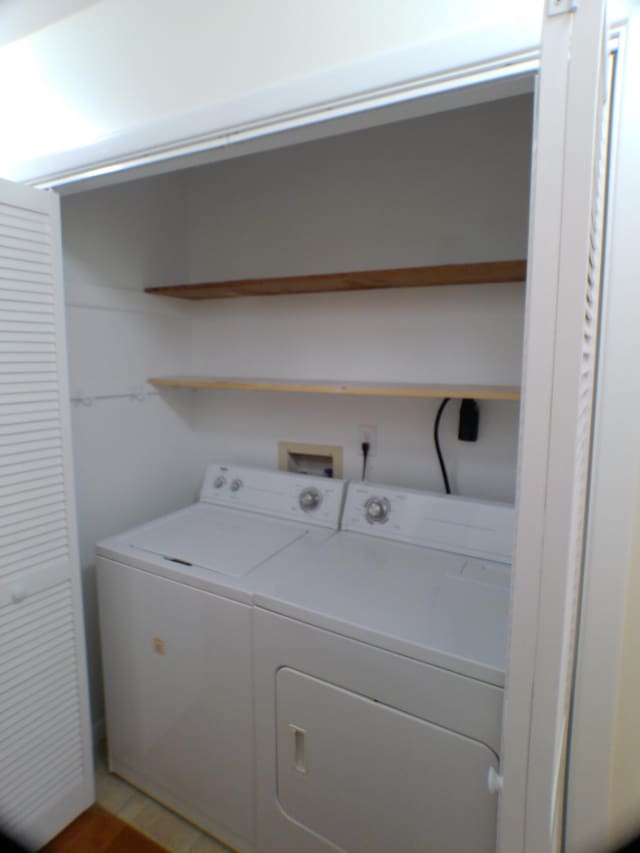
[498,4,611,851]
[92,717,105,748]
[565,13,640,850]
[23,46,539,190]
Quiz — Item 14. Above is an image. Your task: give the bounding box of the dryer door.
[276,667,498,853]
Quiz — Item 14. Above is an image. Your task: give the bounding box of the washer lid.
[128,504,307,576]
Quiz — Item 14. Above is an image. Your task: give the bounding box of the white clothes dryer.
[253,480,514,853]
[96,464,344,853]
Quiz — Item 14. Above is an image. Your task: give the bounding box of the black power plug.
[458,398,479,442]
[361,441,370,480]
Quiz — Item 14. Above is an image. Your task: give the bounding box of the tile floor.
[95,745,232,853]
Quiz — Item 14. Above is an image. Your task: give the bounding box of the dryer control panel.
[200,464,345,529]
[342,482,514,564]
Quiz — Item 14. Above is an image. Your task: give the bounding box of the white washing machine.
[253,480,514,853]
[96,464,344,853]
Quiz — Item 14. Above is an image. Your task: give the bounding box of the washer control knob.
[230,478,243,492]
[299,487,322,512]
[213,475,226,489]
[364,496,390,524]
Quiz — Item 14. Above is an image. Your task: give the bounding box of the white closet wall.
[186,97,532,496]
[60,94,532,729]
[61,173,202,730]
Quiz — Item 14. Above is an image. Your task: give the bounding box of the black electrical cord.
[361,441,370,480]
[434,398,452,494]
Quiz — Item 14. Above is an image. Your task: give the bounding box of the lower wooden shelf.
[148,377,521,400]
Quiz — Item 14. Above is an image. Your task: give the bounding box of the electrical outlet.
[358,424,377,457]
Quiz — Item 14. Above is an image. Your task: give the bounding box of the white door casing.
[565,9,640,850]
[0,178,93,848]
[498,2,609,852]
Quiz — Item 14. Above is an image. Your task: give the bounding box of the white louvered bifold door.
[498,3,611,853]
[0,179,93,848]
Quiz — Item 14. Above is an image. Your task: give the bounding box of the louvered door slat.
[0,402,59,423]
[2,687,80,755]
[0,377,58,390]
[0,483,65,512]
[4,746,82,821]
[5,710,78,784]
[0,630,76,689]
[0,335,55,351]
[0,534,67,577]
[0,505,65,533]
[0,289,54,306]
[0,258,55,276]
[0,662,76,721]
[0,236,51,255]
[0,437,61,457]
[0,469,62,497]
[0,390,59,405]
[0,241,53,261]
[2,684,79,750]
[7,766,81,838]
[0,423,61,442]
[0,270,54,287]
[0,583,69,629]
[0,659,76,720]
[0,466,64,497]
[0,629,75,676]
[0,214,49,235]
[0,312,53,333]
[0,338,56,351]
[0,436,62,457]
[0,205,49,226]
[0,223,50,243]
[0,497,65,527]
[2,726,80,783]
[0,358,58,372]
[12,769,80,838]
[2,519,69,553]
[0,299,55,315]
[0,182,92,848]
[0,580,85,834]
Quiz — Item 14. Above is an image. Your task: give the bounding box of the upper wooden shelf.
[145,260,526,300]
[148,377,520,401]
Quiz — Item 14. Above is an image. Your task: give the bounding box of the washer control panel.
[343,482,514,563]
[200,464,344,528]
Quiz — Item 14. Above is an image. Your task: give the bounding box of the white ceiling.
[0,0,545,184]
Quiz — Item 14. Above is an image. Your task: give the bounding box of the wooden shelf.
[148,377,520,400]
[145,260,526,300]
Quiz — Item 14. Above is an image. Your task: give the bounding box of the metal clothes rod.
[70,389,160,407]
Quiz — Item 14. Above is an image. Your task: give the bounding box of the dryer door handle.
[488,766,503,795]
[289,724,307,774]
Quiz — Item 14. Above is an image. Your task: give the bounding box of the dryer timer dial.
[299,487,322,512]
[364,496,390,524]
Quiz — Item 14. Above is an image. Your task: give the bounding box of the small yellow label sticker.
[152,637,165,655]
